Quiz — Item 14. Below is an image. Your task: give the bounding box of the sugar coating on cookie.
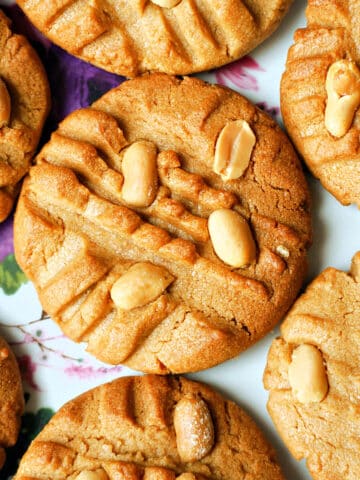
[14,74,311,374]
[281,0,360,206]
[0,336,24,470]
[14,375,284,480]
[264,252,360,480]
[0,9,50,222]
[16,0,293,77]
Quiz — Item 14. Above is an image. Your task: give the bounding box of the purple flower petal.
[17,354,40,391]
[46,45,125,123]
[64,363,122,379]
[215,56,265,91]
[239,56,265,71]
[0,217,14,262]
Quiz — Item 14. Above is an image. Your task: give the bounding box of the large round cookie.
[0,336,24,469]
[0,9,50,222]
[14,374,284,479]
[17,0,293,77]
[14,74,311,374]
[281,0,360,206]
[264,252,360,480]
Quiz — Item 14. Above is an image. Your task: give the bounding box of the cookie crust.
[17,0,293,77]
[264,252,360,480]
[14,375,284,480]
[14,74,311,374]
[0,336,24,470]
[0,9,50,222]
[281,0,360,206]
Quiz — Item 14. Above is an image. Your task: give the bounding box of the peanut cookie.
[0,336,24,469]
[14,74,311,374]
[14,374,284,480]
[281,0,360,206]
[16,0,293,77]
[264,252,360,480]
[0,9,50,222]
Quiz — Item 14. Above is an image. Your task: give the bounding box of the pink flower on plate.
[64,363,122,379]
[215,56,265,91]
[17,354,40,391]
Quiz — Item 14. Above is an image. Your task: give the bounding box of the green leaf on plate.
[2,407,55,477]
[0,254,28,295]
[22,408,55,441]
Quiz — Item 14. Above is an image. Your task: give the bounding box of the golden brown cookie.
[14,374,284,480]
[0,336,24,470]
[14,74,311,374]
[0,9,50,222]
[264,252,360,480]
[281,0,360,206]
[17,0,293,77]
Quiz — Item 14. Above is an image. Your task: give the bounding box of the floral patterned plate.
[1,1,359,478]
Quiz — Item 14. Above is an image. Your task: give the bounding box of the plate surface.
[0,1,356,478]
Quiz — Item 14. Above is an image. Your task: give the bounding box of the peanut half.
[276,245,290,259]
[0,78,11,128]
[350,251,360,282]
[121,141,158,207]
[75,471,108,480]
[174,396,214,463]
[208,208,256,267]
[288,344,329,404]
[0,348,8,360]
[325,59,360,137]
[151,0,182,7]
[213,120,256,180]
[110,262,174,311]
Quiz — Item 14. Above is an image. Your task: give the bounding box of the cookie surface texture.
[0,9,50,222]
[0,336,24,469]
[14,74,311,374]
[14,374,284,480]
[264,252,360,480]
[16,0,293,77]
[281,0,360,206]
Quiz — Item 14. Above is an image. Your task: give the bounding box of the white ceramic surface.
[1,1,356,478]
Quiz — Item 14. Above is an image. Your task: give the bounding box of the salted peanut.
[208,208,256,267]
[177,475,197,480]
[121,141,158,207]
[213,120,256,180]
[325,59,360,137]
[276,245,290,259]
[0,78,11,127]
[174,396,214,463]
[288,344,329,404]
[110,262,174,310]
[75,470,108,480]
[350,251,360,282]
[0,348,9,360]
[151,0,182,7]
